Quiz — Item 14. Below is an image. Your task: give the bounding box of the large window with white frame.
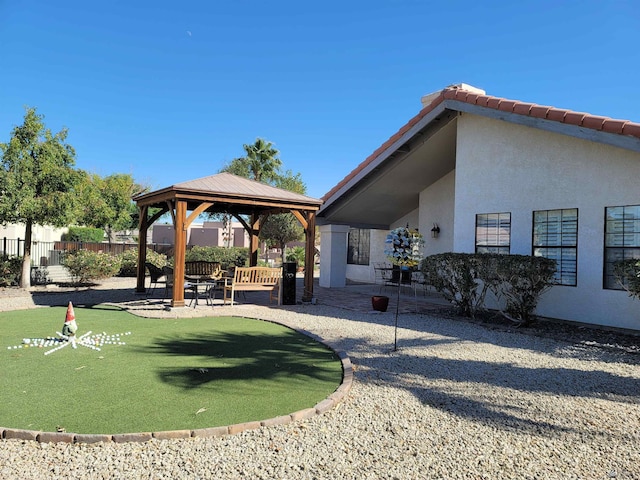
[347,228,370,265]
[604,205,640,289]
[533,208,578,286]
[475,213,511,254]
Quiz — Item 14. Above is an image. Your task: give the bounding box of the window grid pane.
[476,213,511,253]
[532,208,578,286]
[347,228,370,266]
[604,205,640,289]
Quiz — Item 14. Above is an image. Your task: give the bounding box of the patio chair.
[145,262,166,294]
[373,262,394,293]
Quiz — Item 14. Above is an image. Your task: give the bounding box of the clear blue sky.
[1,0,639,199]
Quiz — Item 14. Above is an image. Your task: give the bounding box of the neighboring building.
[0,224,67,243]
[317,83,640,331]
[151,221,250,248]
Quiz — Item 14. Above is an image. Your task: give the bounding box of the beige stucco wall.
[0,224,67,242]
[345,228,392,283]
[455,113,640,329]
[419,170,455,256]
[151,221,248,247]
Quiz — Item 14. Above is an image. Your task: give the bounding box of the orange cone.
[65,301,75,323]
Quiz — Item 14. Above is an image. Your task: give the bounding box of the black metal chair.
[145,262,166,294]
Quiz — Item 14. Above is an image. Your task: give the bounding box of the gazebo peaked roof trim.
[133,172,323,307]
[134,172,323,211]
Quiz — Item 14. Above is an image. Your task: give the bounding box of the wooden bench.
[223,267,282,306]
[185,261,223,280]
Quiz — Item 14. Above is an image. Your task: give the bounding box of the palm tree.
[242,138,281,183]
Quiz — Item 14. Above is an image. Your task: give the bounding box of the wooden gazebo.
[133,172,323,307]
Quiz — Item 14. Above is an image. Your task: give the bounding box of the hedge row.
[421,253,557,325]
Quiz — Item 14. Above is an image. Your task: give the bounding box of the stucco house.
[317,83,640,331]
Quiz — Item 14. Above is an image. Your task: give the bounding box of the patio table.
[186,280,217,307]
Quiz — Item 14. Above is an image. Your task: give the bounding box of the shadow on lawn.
[28,286,140,309]
[142,329,341,390]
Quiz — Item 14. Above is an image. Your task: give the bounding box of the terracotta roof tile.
[486,97,502,109]
[443,89,457,100]
[498,100,518,112]
[529,105,552,119]
[513,103,533,115]
[622,123,640,137]
[602,119,628,134]
[321,84,640,202]
[546,108,569,122]
[581,115,608,130]
[465,93,480,104]
[475,95,491,107]
[563,111,588,126]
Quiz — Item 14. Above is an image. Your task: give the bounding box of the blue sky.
[1,0,639,199]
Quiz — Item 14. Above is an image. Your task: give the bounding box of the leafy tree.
[76,172,148,243]
[274,169,306,194]
[0,107,82,287]
[221,157,250,179]
[259,170,307,263]
[259,213,304,263]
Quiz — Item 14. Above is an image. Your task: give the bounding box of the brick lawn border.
[1,317,353,444]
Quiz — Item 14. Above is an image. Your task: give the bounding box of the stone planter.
[371,295,389,312]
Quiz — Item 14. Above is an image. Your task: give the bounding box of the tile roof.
[322,85,640,202]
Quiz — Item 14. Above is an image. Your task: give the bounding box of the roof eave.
[318,100,450,217]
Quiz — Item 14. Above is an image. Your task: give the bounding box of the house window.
[604,205,640,289]
[533,209,578,286]
[347,228,370,265]
[475,213,511,254]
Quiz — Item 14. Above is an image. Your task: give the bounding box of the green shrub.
[421,252,556,322]
[63,227,105,243]
[61,250,121,284]
[117,248,168,277]
[485,254,557,325]
[185,246,249,269]
[421,253,492,317]
[286,246,305,268]
[0,256,22,287]
[612,258,640,299]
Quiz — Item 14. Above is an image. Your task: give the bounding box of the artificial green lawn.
[0,306,343,435]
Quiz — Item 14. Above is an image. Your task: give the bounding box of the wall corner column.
[319,224,350,288]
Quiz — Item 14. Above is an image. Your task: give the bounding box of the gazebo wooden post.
[249,213,260,267]
[302,211,316,302]
[135,205,149,294]
[172,200,187,307]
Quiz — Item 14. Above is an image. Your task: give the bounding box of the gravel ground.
[1,279,639,479]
